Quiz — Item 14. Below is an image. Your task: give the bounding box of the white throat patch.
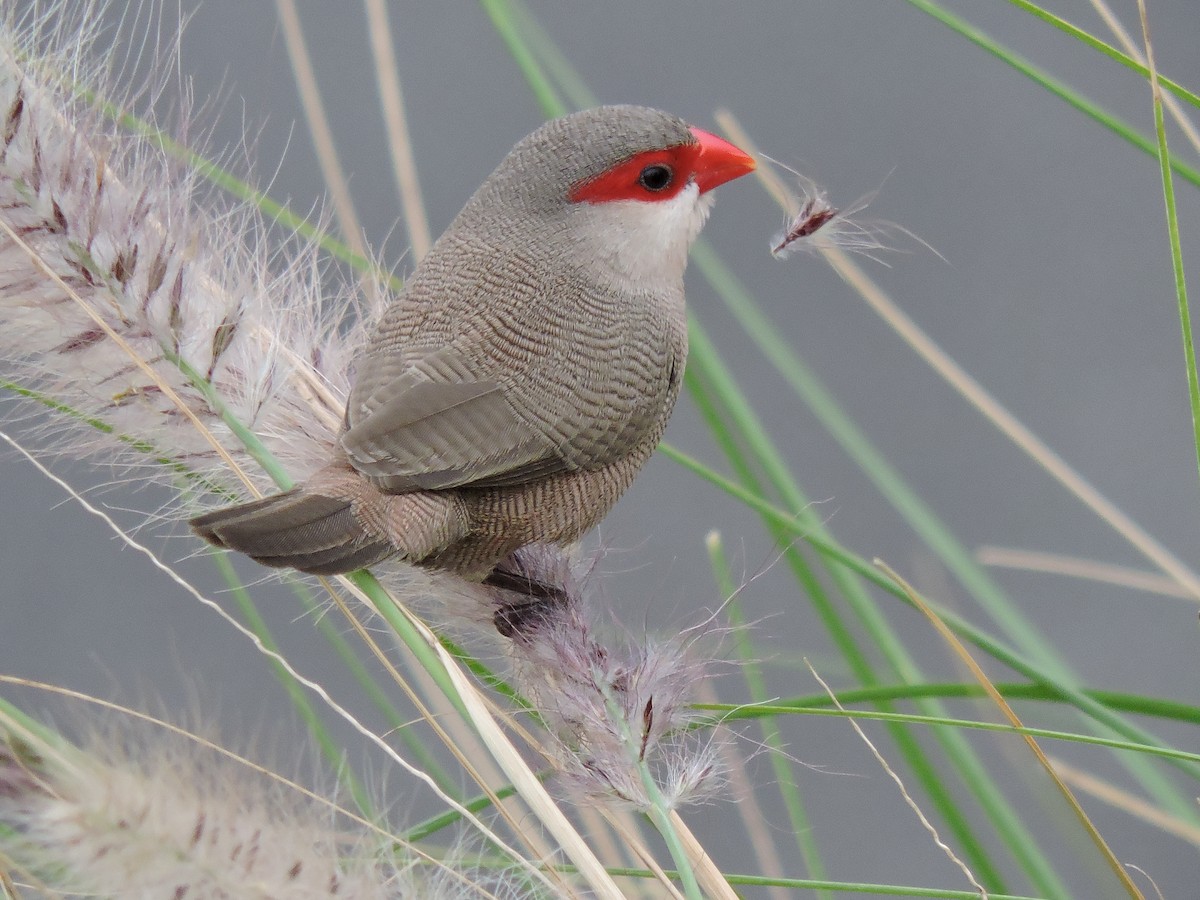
[576,182,713,294]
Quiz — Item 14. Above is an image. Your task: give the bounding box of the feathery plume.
[1,724,389,898]
[488,545,726,811]
[0,2,378,509]
[0,718,555,899]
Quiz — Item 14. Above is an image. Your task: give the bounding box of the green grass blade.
[744,682,1200,725]
[288,581,464,799]
[705,704,1200,766]
[707,533,829,894]
[208,550,373,816]
[481,860,1048,898]
[904,0,1200,190]
[0,379,235,497]
[1004,0,1200,109]
[478,0,565,117]
[0,696,71,750]
[695,241,1200,823]
[505,0,600,109]
[604,868,1047,899]
[686,321,1055,894]
[662,444,1200,775]
[683,347,873,683]
[83,91,383,277]
[403,781,525,842]
[1138,10,1200,492]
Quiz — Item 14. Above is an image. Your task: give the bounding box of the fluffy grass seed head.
[486,545,727,811]
[0,2,384,513]
[0,715,556,899]
[0,723,401,898]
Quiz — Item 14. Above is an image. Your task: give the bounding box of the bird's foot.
[484,552,572,639]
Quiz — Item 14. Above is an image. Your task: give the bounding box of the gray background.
[3,1,1200,896]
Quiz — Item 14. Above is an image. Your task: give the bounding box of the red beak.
[689,127,756,194]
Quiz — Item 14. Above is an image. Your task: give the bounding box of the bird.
[190,105,755,581]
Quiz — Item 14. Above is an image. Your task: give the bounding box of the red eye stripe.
[569,143,700,204]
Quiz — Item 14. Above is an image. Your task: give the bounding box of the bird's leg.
[485,549,572,639]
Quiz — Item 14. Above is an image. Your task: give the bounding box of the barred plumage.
[191,106,754,578]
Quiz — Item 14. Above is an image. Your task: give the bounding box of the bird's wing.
[340,344,568,491]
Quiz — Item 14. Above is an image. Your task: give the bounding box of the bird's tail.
[189,489,394,576]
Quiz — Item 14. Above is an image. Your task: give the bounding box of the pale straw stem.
[600,808,687,900]
[1089,0,1200,155]
[975,546,1196,601]
[1046,754,1200,847]
[274,0,370,262]
[364,0,433,261]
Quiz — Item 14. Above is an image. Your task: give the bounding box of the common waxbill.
[191,105,755,579]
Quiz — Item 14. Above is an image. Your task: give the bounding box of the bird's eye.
[638,164,674,192]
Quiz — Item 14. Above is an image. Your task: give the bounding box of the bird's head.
[466,105,756,293]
